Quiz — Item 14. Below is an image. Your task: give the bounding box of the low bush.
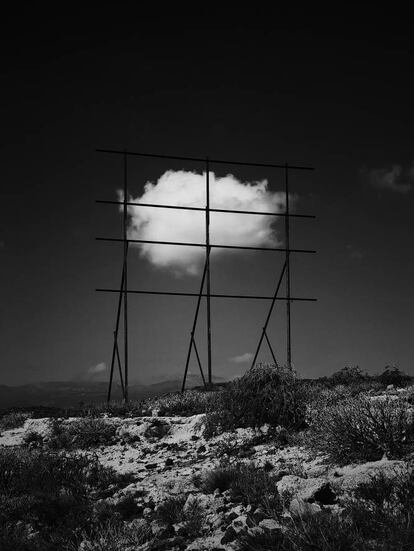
[156,496,187,524]
[182,496,205,538]
[73,401,146,418]
[0,411,31,432]
[47,418,117,450]
[202,462,281,510]
[0,447,133,550]
[69,521,152,551]
[239,511,363,551]
[307,395,414,464]
[143,389,215,417]
[238,466,414,550]
[229,463,282,512]
[23,430,44,448]
[203,365,308,438]
[376,366,412,387]
[285,511,364,551]
[201,464,240,494]
[214,432,273,459]
[155,495,205,538]
[329,365,368,385]
[348,466,414,544]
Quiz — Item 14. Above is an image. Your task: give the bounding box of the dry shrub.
[239,466,414,550]
[143,389,215,417]
[0,411,31,432]
[69,521,152,551]
[0,448,131,550]
[202,462,281,511]
[156,495,187,524]
[308,395,414,464]
[47,418,117,450]
[203,365,307,438]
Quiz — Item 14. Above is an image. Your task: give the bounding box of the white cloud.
[87,362,107,375]
[229,352,254,364]
[121,170,287,276]
[367,163,413,194]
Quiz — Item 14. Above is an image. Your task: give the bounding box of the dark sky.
[1,4,413,385]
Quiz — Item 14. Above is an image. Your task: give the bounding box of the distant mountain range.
[0,374,225,410]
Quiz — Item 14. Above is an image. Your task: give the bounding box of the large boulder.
[276,475,336,505]
[328,458,408,493]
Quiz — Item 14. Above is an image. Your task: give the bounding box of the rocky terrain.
[2,384,413,551]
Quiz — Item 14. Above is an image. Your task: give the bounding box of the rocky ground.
[1,405,410,551]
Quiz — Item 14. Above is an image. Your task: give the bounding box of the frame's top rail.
[96,287,317,301]
[96,148,314,171]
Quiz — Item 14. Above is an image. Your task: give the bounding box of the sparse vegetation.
[2,363,414,550]
[201,463,240,493]
[0,411,31,432]
[202,461,282,511]
[203,364,308,438]
[143,389,215,417]
[23,429,44,448]
[63,388,217,419]
[239,511,363,551]
[69,521,152,551]
[0,447,133,550]
[377,366,412,387]
[238,465,414,551]
[156,495,187,524]
[47,417,117,450]
[307,394,414,464]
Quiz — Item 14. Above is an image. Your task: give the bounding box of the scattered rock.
[259,518,283,535]
[231,514,250,534]
[276,475,336,505]
[150,520,173,539]
[144,420,170,439]
[220,525,237,544]
[290,498,322,516]
[252,507,266,523]
[173,522,188,537]
[143,507,153,518]
[330,459,406,493]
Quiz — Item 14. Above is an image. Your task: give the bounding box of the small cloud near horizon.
[364,163,414,194]
[87,362,107,375]
[229,352,254,364]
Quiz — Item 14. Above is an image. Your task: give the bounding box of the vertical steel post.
[285,163,292,369]
[206,159,212,386]
[123,151,129,403]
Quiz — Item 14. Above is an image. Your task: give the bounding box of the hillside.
[1,366,414,550]
[0,374,216,410]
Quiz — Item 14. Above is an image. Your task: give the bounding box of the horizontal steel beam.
[96,148,314,171]
[96,200,316,219]
[96,236,316,254]
[96,288,317,301]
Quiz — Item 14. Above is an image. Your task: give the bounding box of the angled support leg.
[264,330,278,366]
[182,259,208,392]
[250,260,287,370]
[192,337,207,387]
[107,245,128,403]
[115,339,125,398]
